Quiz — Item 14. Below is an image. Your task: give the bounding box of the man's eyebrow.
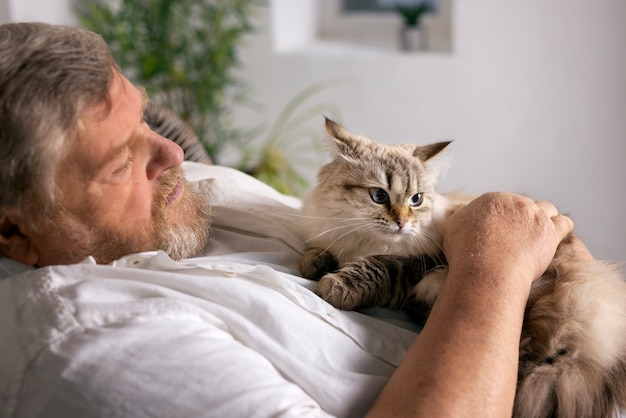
[137,86,149,115]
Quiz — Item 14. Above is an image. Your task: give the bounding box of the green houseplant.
[76,0,336,195]
[238,80,341,195]
[75,0,256,161]
[380,0,434,51]
[396,3,430,28]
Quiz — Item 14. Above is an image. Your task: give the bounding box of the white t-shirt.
[0,163,419,418]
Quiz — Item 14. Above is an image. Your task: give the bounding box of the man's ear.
[0,212,40,266]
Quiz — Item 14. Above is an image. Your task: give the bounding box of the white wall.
[235,0,626,266]
[3,0,75,24]
[0,0,9,24]
[6,0,626,267]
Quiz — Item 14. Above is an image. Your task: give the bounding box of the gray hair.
[0,22,116,224]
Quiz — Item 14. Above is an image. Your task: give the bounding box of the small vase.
[399,25,426,52]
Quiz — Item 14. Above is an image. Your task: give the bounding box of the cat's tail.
[515,257,626,418]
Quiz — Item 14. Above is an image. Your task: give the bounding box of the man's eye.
[113,156,133,175]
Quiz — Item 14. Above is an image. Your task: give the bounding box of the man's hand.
[442,192,575,285]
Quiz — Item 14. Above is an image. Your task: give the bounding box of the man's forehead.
[83,74,147,121]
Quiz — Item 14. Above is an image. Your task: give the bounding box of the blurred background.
[1,0,625,268]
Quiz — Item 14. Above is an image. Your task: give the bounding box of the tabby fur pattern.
[298,117,626,418]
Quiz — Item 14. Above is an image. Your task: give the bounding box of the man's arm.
[367,192,575,417]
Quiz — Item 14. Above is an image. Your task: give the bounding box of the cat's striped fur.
[298,117,626,418]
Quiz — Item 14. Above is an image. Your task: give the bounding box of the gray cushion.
[143,102,212,165]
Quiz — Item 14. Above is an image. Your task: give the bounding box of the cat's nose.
[396,219,408,229]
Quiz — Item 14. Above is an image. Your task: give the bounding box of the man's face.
[30,72,211,266]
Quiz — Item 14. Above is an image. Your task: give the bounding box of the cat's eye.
[409,193,424,207]
[369,188,389,204]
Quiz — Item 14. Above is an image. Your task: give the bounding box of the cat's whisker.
[423,231,443,252]
[274,211,370,222]
[319,223,378,257]
[410,230,446,265]
[304,220,371,243]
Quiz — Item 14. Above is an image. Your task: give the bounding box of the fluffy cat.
[298,117,626,418]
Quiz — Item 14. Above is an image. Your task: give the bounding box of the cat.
[298,116,626,418]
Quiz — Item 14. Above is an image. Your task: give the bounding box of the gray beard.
[86,175,212,264]
[156,182,212,260]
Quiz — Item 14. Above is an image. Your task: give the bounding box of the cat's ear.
[324,116,364,160]
[325,116,349,140]
[413,141,452,162]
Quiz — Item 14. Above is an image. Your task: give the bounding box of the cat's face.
[302,118,449,253]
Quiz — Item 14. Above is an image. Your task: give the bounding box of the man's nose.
[145,131,185,180]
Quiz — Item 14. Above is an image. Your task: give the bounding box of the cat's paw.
[412,267,447,304]
[315,272,363,310]
[300,248,339,280]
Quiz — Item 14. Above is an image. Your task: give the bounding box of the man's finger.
[535,199,559,218]
[552,213,574,239]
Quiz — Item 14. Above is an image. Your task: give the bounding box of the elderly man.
[0,23,579,417]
